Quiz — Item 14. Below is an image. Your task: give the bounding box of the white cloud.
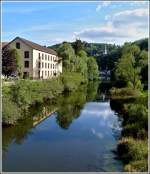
[113,8,148,27]
[96,1,148,12]
[75,8,148,45]
[91,128,104,139]
[96,1,112,11]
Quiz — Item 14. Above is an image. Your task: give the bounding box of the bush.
[122,124,147,139]
[124,160,148,172]
[118,137,148,172]
[2,97,21,125]
[124,104,148,131]
[110,87,141,99]
[2,73,87,125]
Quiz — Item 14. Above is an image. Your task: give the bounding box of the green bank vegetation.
[110,39,148,172]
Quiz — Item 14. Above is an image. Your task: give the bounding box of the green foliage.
[2,97,21,125]
[75,51,88,78]
[123,104,148,131]
[87,57,99,81]
[15,49,23,77]
[133,38,148,51]
[115,48,142,90]
[2,73,88,125]
[58,42,76,72]
[118,137,148,172]
[72,39,84,55]
[2,47,17,77]
[110,87,141,99]
[61,72,87,92]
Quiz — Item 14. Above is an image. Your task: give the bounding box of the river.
[2,82,124,172]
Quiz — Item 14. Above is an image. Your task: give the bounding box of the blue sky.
[2,1,149,46]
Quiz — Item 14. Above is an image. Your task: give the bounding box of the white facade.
[7,37,62,79]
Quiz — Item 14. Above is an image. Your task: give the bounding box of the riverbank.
[110,88,148,172]
[2,72,88,125]
[3,83,124,172]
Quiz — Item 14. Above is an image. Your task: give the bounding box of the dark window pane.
[24,61,29,68]
[24,51,29,58]
[16,42,20,49]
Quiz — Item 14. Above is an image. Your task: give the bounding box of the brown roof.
[5,37,57,56]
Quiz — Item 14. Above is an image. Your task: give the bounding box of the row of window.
[24,61,57,70]
[15,42,57,61]
[39,62,57,69]
[40,70,57,77]
[39,53,56,61]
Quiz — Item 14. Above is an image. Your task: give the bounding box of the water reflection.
[3,81,123,172]
[3,82,99,153]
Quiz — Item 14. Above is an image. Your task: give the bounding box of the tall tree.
[87,57,99,81]
[72,39,84,55]
[75,50,88,77]
[58,43,76,72]
[2,46,17,77]
[115,51,142,90]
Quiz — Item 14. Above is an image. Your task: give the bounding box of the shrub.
[110,87,141,99]
[124,160,148,172]
[2,97,21,125]
[117,137,148,172]
[124,104,148,130]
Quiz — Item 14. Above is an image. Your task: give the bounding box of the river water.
[3,83,124,172]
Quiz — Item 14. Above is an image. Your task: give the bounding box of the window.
[48,71,49,76]
[42,62,44,68]
[24,61,29,68]
[42,54,44,60]
[45,54,47,60]
[48,63,49,69]
[42,71,43,77]
[24,51,29,58]
[45,71,47,76]
[53,64,54,69]
[38,62,41,68]
[45,63,47,68]
[38,53,41,59]
[48,55,49,61]
[16,42,20,49]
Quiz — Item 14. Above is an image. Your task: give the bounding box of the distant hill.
[133,38,148,51]
[48,38,148,71]
[48,41,120,57]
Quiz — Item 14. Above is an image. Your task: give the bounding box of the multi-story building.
[2,37,62,79]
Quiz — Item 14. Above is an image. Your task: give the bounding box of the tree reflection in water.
[3,82,99,155]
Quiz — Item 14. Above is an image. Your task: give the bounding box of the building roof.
[5,37,57,56]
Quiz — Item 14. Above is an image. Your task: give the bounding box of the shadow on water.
[2,81,124,172]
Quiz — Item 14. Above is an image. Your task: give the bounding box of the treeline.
[50,38,148,75]
[110,38,148,172]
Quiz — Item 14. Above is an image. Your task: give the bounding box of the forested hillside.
[49,38,148,72]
